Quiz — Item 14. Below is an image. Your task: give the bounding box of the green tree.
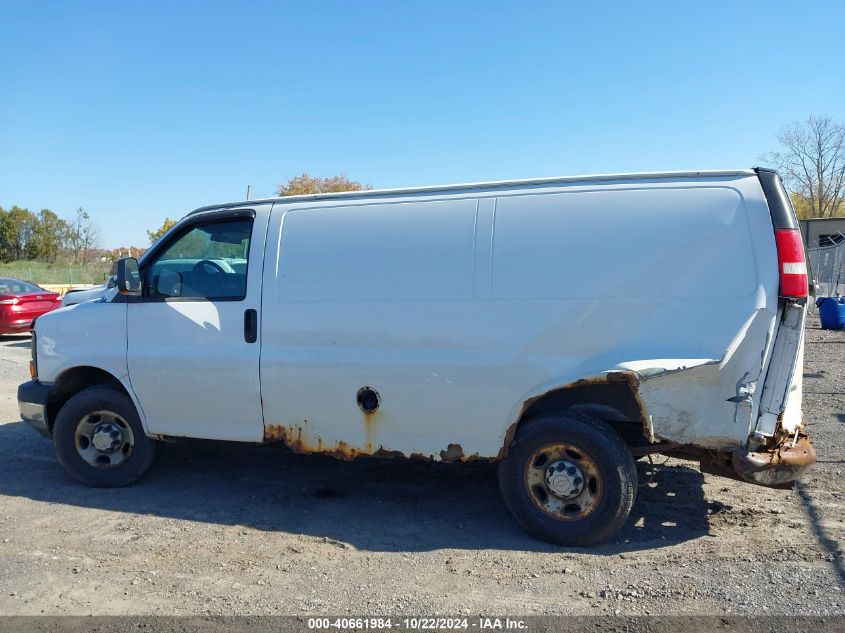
[276,173,371,196]
[26,209,70,262]
[1,206,37,261]
[147,218,177,244]
[790,193,816,220]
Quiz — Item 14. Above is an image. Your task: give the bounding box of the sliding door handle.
[244,309,258,343]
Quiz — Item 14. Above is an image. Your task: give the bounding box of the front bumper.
[18,380,52,438]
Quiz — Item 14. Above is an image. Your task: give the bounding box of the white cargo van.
[18,168,815,545]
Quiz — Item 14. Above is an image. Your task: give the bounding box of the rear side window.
[0,279,44,294]
[144,218,253,301]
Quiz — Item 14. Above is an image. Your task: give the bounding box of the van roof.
[188,168,758,215]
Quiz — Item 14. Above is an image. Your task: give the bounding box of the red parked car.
[0,277,62,335]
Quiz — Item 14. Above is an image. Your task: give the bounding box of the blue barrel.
[816,296,845,330]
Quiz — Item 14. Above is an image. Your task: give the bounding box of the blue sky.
[2,0,844,248]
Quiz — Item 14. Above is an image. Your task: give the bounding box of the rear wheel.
[498,411,637,546]
[53,387,156,487]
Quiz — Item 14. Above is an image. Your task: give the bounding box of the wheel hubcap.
[525,442,603,520]
[545,460,584,498]
[75,411,134,468]
[91,423,122,452]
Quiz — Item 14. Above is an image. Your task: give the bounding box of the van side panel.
[260,198,486,457]
[490,184,780,449]
[272,199,477,301]
[492,188,758,301]
[260,175,780,458]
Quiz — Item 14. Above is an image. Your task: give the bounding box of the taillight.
[0,296,20,305]
[774,228,808,298]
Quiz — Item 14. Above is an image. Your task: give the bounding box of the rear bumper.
[732,432,816,488]
[0,319,35,334]
[0,307,60,333]
[17,380,52,438]
[700,431,816,488]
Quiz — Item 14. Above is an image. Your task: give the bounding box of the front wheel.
[498,411,637,546]
[53,387,156,487]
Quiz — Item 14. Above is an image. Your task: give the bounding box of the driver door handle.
[244,309,258,343]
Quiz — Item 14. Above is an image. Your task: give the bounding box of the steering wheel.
[193,259,227,276]
[192,259,228,296]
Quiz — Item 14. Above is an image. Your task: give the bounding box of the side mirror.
[106,276,116,289]
[157,269,183,297]
[115,257,141,296]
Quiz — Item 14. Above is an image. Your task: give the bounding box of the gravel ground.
[0,315,842,617]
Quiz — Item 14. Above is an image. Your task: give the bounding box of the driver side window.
[144,218,253,301]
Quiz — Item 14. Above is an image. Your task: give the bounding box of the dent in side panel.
[627,306,776,449]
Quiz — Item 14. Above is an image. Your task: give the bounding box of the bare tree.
[67,207,101,264]
[761,115,845,218]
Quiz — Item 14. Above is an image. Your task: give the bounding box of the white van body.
[19,169,814,544]
[60,284,113,307]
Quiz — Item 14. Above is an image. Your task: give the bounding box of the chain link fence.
[807,232,845,312]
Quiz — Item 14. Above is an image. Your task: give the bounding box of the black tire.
[498,411,637,546]
[53,387,156,487]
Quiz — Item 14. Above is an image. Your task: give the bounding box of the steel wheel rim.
[524,442,603,520]
[74,410,135,468]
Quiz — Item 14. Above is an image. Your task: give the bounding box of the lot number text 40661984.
[307,618,527,630]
